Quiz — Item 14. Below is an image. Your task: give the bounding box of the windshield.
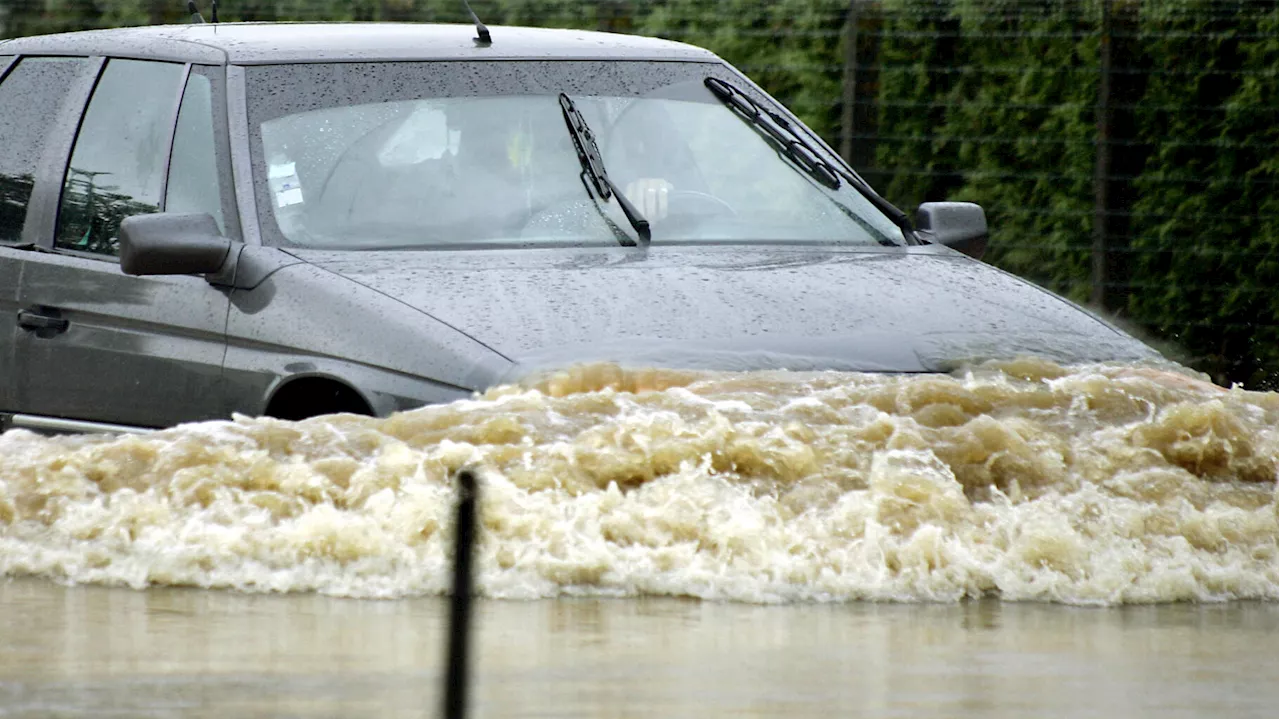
[246,61,904,250]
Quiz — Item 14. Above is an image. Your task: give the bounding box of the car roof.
[0,22,721,65]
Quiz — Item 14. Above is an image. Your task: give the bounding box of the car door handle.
[17,309,70,333]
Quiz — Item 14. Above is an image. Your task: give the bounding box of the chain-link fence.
[2,0,1275,389]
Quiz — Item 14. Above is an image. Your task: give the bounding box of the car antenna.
[210,0,219,23]
[460,0,491,45]
[186,1,205,23]
[443,467,480,719]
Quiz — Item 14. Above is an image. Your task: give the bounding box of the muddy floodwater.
[1,360,1276,715]
[1,580,1276,718]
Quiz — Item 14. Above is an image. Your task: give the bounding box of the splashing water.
[1,360,1275,605]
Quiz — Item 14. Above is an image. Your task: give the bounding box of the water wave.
[1,359,1275,604]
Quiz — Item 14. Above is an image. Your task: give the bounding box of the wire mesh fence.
[2,0,1275,389]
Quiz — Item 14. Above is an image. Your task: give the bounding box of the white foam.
[0,360,1274,604]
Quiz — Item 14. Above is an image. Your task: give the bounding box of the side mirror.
[120,213,232,276]
[915,202,988,260]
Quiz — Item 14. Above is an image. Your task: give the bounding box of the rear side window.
[56,59,183,256]
[0,57,87,243]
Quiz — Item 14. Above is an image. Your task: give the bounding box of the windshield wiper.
[703,77,914,236]
[558,93,651,245]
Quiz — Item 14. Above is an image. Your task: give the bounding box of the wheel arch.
[262,372,375,421]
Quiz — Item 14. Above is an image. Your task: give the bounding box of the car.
[0,21,1160,434]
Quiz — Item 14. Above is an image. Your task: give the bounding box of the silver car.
[0,22,1157,433]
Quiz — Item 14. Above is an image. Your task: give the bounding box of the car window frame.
[226,65,262,247]
[0,54,97,249]
[19,59,242,259]
[153,62,194,219]
[176,64,242,243]
[18,55,102,251]
[0,55,18,246]
[49,57,188,262]
[239,59,907,251]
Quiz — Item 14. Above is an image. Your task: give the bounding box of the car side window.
[166,68,226,233]
[56,59,184,256]
[0,56,88,244]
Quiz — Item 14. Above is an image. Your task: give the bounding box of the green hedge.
[868,0,1277,389]
[893,0,1102,300]
[1126,0,1278,389]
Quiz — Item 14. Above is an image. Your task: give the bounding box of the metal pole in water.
[444,468,479,719]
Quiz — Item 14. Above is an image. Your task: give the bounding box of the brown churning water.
[0,359,1275,605]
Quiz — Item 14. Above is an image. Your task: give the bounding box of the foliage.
[940,0,1100,303]
[637,0,850,142]
[1126,0,1278,388]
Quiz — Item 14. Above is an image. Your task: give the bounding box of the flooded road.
[1,580,1275,717]
[2,360,1274,603]
[0,360,1276,715]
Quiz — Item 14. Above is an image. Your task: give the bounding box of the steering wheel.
[595,100,736,221]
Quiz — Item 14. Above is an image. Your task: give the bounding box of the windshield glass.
[246,61,904,249]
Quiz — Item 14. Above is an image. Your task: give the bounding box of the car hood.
[286,244,1157,384]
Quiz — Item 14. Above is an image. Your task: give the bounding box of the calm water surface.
[1,580,1274,718]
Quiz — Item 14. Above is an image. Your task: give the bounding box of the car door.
[0,54,92,419]
[0,53,21,418]
[13,60,236,429]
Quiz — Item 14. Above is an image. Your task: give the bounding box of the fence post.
[1091,0,1113,308]
[443,468,479,719]
[840,0,860,164]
